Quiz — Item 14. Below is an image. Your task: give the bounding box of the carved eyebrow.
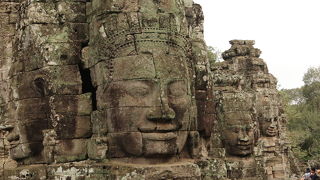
[167,79,186,84]
[113,79,157,85]
[227,125,251,129]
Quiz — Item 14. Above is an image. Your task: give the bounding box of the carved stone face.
[223,123,255,156]
[99,48,195,157]
[7,122,43,160]
[220,93,255,156]
[258,94,279,137]
[7,96,50,161]
[259,114,278,137]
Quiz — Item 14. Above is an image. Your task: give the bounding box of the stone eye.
[233,127,240,133]
[127,84,151,97]
[168,81,187,97]
[246,126,253,132]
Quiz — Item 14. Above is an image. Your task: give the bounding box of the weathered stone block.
[48,165,88,180]
[0,2,18,13]
[40,42,82,66]
[11,66,82,99]
[89,61,111,87]
[55,115,92,140]
[57,1,86,23]
[8,12,17,24]
[0,14,9,27]
[45,23,88,43]
[197,159,228,180]
[15,98,50,120]
[4,165,47,180]
[87,136,108,160]
[91,110,108,135]
[50,93,92,116]
[0,80,9,104]
[45,66,83,95]
[25,2,58,24]
[55,139,88,163]
[92,0,139,13]
[0,15,15,36]
[16,119,50,143]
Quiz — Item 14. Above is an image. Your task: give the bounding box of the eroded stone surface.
[0,0,300,180]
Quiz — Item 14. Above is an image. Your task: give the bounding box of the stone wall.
[0,0,19,175]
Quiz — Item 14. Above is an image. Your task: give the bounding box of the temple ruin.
[0,0,300,179]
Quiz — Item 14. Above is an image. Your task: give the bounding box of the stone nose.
[147,97,176,122]
[238,130,249,142]
[6,128,19,142]
[269,118,277,128]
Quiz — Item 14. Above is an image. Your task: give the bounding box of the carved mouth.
[142,132,177,141]
[266,128,277,136]
[236,144,251,150]
[138,125,179,133]
[9,141,19,149]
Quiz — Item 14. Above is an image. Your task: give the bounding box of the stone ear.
[188,131,201,158]
[254,128,260,145]
[32,78,48,97]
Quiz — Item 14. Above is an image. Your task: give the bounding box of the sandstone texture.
[0,0,299,180]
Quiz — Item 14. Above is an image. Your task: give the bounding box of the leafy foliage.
[303,66,320,85]
[207,46,221,66]
[282,66,320,162]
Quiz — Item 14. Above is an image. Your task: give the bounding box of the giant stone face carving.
[7,75,51,162]
[258,113,278,137]
[222,118,255,156]
[93,44,197,158]
[256,92,280,137]
[220,93,256,156]
[86,0,199,159]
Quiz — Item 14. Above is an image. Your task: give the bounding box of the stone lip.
[142,132,177,141]
[0,124,14,130]
[265,128,278,137]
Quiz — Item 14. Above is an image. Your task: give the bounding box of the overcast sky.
[193,0,320,89]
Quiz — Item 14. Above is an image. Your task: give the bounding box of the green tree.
[303,66,320,85]
[283,65,320,162]
[302,82,320,111]
[207,46,220,66]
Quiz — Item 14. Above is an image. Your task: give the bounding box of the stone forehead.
[224,113,254,125]
[110,53,189,81]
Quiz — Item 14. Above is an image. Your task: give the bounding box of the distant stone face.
[220,92,256,157]
[211,40,299,179]
[0,1,300,179]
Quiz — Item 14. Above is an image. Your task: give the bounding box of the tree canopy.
[282,65,320,162]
